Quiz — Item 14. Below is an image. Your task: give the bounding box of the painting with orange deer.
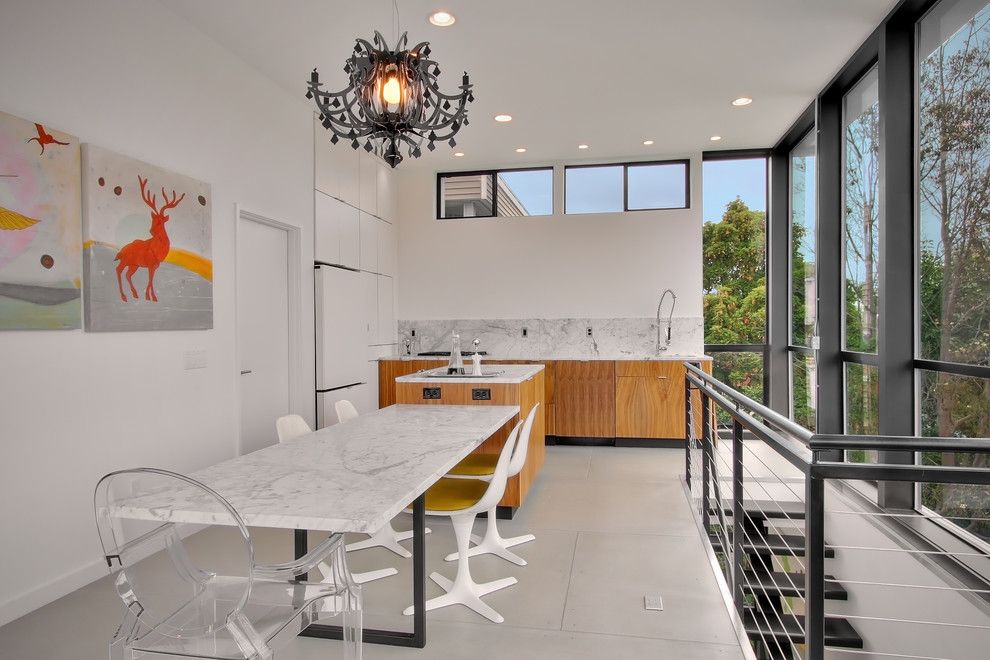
[82,145,212,331]
[0,110,81,330]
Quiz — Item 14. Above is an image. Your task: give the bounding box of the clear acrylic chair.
[445,403,540,565]
[94,468,362,660]
[331,401,432,558]
[275,413,399,584]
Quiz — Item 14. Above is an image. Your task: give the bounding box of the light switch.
[184,350,207,370]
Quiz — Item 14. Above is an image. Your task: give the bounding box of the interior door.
[237,217,290,455]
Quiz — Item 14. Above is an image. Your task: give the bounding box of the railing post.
[731,418,745,613]
[805,462,826,660]
[685,375,692,489]
[701,392,711,531]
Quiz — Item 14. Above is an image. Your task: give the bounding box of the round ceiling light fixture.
[428,11,456,27]
[731,97,753,107]
[494,114,513,122]
[578,144,589,149]
[515,147,527,153]
[710,135,723,141]
[642,139,655,146]
[454,151,465,157]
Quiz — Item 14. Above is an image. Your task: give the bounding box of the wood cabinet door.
[554,360,615,437]
[615,361,687,439]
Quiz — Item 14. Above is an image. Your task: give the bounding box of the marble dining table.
[130,404,519,649]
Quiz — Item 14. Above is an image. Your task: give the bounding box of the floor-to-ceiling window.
[916,0,990,543]
[789,130,817,431]
[702,155,769,409]
[842,68,881,459]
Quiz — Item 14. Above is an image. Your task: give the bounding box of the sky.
[499,159,764,217]
[702,158,767,222]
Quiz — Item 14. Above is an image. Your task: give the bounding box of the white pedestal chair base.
[403,513,517,623]
[445,508,536,566]
[319,560,396,585]
[346,520,431,559]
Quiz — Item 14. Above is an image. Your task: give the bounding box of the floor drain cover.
[644,594,664,611]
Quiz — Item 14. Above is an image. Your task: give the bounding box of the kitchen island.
[394,364,545,514]
[382,356,711,446]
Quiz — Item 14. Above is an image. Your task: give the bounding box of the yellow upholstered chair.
[445,403,539,566]
[402,418,521,623]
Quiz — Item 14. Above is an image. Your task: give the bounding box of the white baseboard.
[0,558,107,627]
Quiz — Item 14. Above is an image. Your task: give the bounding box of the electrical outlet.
[586,327,593,337]
[521,327,528,338]
[422,387,441,400]
[472,388,492,401]
[411,328,416,337]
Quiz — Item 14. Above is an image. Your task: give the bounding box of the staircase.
[708,501,863,658]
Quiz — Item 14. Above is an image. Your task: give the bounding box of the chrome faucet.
[656,289,677,355]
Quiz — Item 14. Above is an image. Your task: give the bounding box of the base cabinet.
[615,361,686,439]
[553,360,615,438]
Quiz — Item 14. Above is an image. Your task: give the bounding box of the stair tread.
[743,611,863,648]
[742,571,848,600]
[708,532,836,558]
[713,500,807,520]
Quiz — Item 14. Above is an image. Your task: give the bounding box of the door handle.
[240,370,253,375]
[657,375,668,380]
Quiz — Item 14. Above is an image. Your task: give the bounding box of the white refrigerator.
[315,264,377,427]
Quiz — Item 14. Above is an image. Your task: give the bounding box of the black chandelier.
[306,31,474,168]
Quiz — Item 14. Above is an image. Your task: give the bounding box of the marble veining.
[112,405,519,534]
[396,364,544,384]
[397,317,705,360]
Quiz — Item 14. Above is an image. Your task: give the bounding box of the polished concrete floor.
[0,446,745,659]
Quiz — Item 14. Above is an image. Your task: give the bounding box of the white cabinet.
[315,192,359,269]
[359,212,379,273]
[377,162,395,223]
[361,271,378,345]
[377,221,397,277]
[360,152,378,216]
[314,116,338,199]
[377,275,395,345]
[314,191,339,265]
[336,145,360,208]
[315,266,365,390]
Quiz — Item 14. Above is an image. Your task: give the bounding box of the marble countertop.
[396,364,545,384]
[382,354,712,362]
[111,404,519,534]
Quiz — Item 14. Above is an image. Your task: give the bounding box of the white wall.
[396,157,703,321]
[0,0,316,625]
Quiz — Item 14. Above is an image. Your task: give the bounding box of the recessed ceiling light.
[578,144,589,149]
[710,135,723,142]
[731,97,753,107]
[515,147,527,153]
[642,139,654,146]
[454,152,465,157]
[428,11,456,27]
[494,114,513,123]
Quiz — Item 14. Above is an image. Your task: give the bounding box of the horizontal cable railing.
[683,362,990,660]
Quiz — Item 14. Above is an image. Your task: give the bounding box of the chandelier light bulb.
[382,76,402,105]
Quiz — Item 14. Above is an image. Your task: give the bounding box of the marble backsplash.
[397,317,704,359]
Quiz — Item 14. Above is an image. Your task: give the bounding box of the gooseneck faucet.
[656,289,677,355]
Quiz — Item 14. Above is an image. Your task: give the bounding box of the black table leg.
[298,496,428,648]
[293,528,308,581]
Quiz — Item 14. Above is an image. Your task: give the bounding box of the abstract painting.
[0,111,81,330]
[82,145,212,331]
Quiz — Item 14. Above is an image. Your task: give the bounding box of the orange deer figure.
[114,176,185,303]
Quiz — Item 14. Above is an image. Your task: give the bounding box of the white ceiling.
[165,0,898,171]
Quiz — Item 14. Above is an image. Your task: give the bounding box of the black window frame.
[435,166,554,220]
[701,149,772,407]
[563,158,691,214]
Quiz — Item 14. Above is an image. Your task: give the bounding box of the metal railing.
[683,362,990,660]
